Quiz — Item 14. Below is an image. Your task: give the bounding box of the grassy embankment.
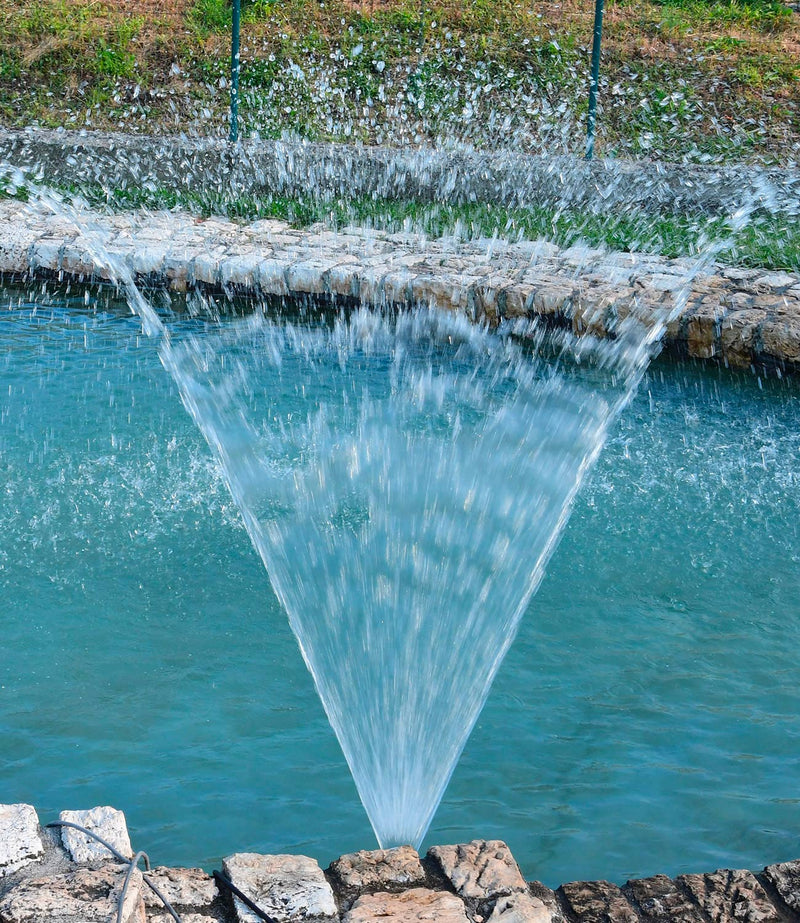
[0,0,798,267]
[0,0,797,159]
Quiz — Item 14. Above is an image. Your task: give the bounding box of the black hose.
[47,820,281,923]
[118,851,149,923]
[46,821,182,923]
[212,869,280,923]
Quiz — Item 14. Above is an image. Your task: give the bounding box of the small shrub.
[0,52,21,80]
[704,35,747,51]
[189,0,232,37]
[92,42,135,77]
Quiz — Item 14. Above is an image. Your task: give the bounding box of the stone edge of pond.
[1,199,799,375]
[2,803,800,923]
[2,127,800,217]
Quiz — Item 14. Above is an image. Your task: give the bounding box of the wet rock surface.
[0,201,799,375]
[764,860,800,913]
[626,874,705,923]
[624,875,705,923]
[143,866,223,923]
[487,891,560,923]
[559,879,640,923]
[677,869,781,923]
[428,840,528,905]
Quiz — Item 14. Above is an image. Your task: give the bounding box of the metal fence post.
[230,0,241,142]
[585,0,604,160]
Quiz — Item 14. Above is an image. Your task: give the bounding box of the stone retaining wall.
[2,129,800,217]
[1,200,799,373]
[2,803,799,923]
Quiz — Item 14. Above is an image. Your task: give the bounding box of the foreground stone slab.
[222,853,338,923]
[143,866,221,922]
[0,805,44,877]
[327,846,426,908]
[764,859,800,913]
[677,869,780,923]
[559,879,638,923]
[146,915,218,923]
[626,874,705,923]
[488,891,560,923]
[0,865,146,923]
[59,806,133,863]
[146,916,218,923]
[343,887,469,922]
[428,840,528,904]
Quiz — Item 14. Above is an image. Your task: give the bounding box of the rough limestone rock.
[59,806,133,863]
[222,852,338,923]
[147,916,217,923]
[343,887,469,922]
[487,891,557,923]
[559,879,638,923]
[626,874,705,923]
[0,207,35,271]
[427,840,528,905]
[143,866,220,922]
[529,881,568,923]
[720,311,765,368]
[686,308,720,359]
[761,317,800,365]
[0,805,44,877]
[327,846,427,908]
[764,859,800,912]
[677,869,780,923]
[0,864,146,923]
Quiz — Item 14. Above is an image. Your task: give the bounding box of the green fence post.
[585,0,604,160]
[230,0,241,142]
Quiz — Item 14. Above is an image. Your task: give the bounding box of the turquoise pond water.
[1,282,799,886]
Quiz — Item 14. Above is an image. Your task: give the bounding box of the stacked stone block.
[1,202,799,375]
[2,803,800,923]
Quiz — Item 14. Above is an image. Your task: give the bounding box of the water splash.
[162,304,653,847]
[0,162,759,847]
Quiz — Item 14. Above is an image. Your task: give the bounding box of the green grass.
[15,0,94,39]
[188,0,231,36]
[734,56,797,88]
[3,1,144,79]
[92,19,142,77]
[0,50,20,79]
[653,0,792,31]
